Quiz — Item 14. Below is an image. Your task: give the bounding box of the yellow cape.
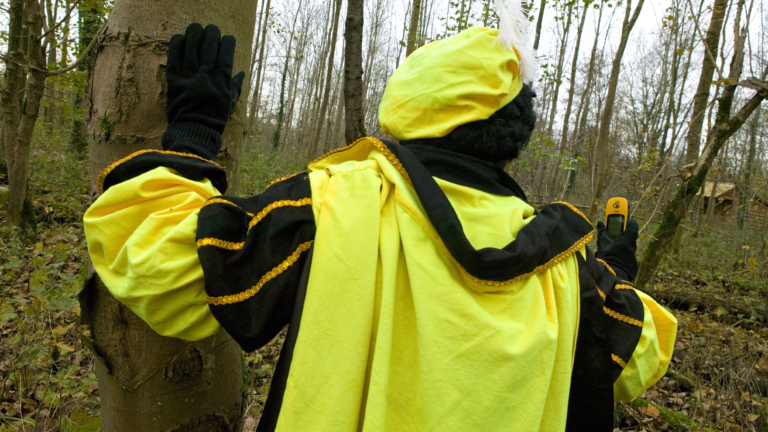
[276,138,580,431]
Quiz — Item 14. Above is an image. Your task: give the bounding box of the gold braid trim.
[552,201,592,225]
[309,138,363,165]
[597,288,606,301]
[203,198,255,217]
[596,258,616,276]
[612,353,627,368]
[196,238,245,250]
[265,172,302,190]
[96,149,221,194]
[615,284,635,290]
[198,198,311,251]
[308,137,413,186]
[367,137,413,186]
[248,198,312,231]
[207,241,313,305]
[604,306,643,327]
[452,230,594,287]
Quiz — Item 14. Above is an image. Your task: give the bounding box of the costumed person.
[84,3,677,431]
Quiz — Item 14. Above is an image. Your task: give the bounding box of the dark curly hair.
[401,84,537,162]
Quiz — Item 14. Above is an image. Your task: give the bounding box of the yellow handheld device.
[605,197,629,239]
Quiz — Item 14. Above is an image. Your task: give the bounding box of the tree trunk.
[1,0,25,180]
[2,0,46,240]
[637,0,763,288]
[533,0,546,50]
[274,3,303,150]
[405,0,423,57]
[247,0,272,134]
[69,1,104,154]
[705,172,720,226]
[310,0,343,156]
[684,0,728,165]
[545,0,580,195]
[545,1,573,137]
[84,0,257,429]
[565,0,605,199]
[586,0,645,218]
[737,110,759,229]
[344,0,366,143]
[43,0,58,125]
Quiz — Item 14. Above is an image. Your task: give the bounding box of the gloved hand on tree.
[162,23,245,161]
[595,219,639,282]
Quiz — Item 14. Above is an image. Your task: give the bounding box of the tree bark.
[545,1,573,137]
[684,0,728,165]
[344,0,366,143]
[247,0,272,135]
[2,0,47,239]
[565,0,605,199]
[405,0,423,57]
[69,1,104,154]
[586,0,645,218]
[737,110,759,229]
[636,0,763,288]
[1,0,25,180]
[649,288,768,322]
[84,1,257,429]
[533,0,546,50]
[310,0,343,156]
[546,0,581,195]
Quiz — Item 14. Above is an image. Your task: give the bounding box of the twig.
[719,269,751,279]
[0,21,108,76]
[638,175,673,235]
[684,0,725,81]
[32,376,52,432]
[38,0,82,42]
[43,21,108,76]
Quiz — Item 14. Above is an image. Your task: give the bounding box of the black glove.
[162,23,245,161]
[595,219,639,282]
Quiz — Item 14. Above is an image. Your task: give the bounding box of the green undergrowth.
[1,124,99,431]
[239,142,309,197]
[650,219,768,301]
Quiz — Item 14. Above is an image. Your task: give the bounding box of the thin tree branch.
[0,20,105,76]
[42,21,106,75]
[723,92,765,133]
[39,0,81,42]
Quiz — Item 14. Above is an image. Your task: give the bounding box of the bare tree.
[309,0,343,155]
[637,0,766,288]
[248,0,272,133]
[586,0,645,218]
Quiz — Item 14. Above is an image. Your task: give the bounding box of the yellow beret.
[379,26,523,141]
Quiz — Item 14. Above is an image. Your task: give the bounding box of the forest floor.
[2,127,768,431]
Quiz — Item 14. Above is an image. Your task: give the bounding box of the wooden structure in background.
[698,181,768,225]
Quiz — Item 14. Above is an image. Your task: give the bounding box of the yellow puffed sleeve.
[614,290,678,401]
[84,166,221,341]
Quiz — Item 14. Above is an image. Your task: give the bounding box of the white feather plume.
[494,0,539,83]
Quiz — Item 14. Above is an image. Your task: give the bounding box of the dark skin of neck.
[494,160,510,170]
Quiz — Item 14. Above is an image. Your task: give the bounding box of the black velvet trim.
[384,141,593,282]
[407,145,529,201]
[256,248,312,432]
[197,173,315,352]
[100,150,228,194]
[567,251,615,432]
